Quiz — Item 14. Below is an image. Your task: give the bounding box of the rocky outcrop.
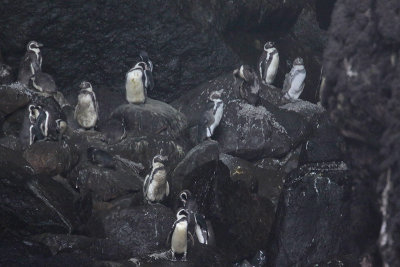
[111,98,188,139]
[0,83,31,115]
[23,141,79,176]
[267,162,356,266]
[322,0,400,265]
[172,73,323,160]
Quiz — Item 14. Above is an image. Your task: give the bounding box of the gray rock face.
[23,141,79,176]
[0,83,31,115]
[0,146,88,235]
[88,204,175,259]
[0,63,13,85]
[69,161,143,202]
[267,162,357,266]
[322,0,400,264]
[111,98,188,139]
[172,73,320,160]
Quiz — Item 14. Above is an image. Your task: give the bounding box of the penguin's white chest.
[126,70,145,104]
[146,169,168,202]
[288,69,306,99]
[207,102,224,137]
[75,94,98,128]
[265,52,279,84]
[171,222,188,254]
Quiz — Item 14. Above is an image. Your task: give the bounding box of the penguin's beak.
[37,43,44,47]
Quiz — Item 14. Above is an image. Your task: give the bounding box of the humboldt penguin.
[18,41,43,86]
[233,65,261,105]
[258,41,279,85]
[197,90,224,143]
[167,209,193,261]
[74,81,99,130]
[143,154,169,203]
[282,57,306,100]
[31,72,57,93]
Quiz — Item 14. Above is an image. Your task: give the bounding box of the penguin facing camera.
[18,41,43,86]
[87,147,116,169]
[197,90,224,143]
[167,208,194,261]
[282,57,306,100]
[143,154,169,203]
[74,81,99,130]
[125,61,153,104]
[258,41,279,85]
[233,65,261,105]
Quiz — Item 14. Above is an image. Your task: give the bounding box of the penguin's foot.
[182,252,187,261]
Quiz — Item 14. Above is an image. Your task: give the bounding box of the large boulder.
[23,141,79,176]
[0,83,31,115]
[172,73,320,160]
[0,146,89,234]
[267,162,359,266]
[88,204,175,259]
[111,98,188,139]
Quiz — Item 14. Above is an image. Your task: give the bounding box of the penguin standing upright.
[31,72,57,93]
[125,62,152,104]
[197,90,224,143]
[143,154,169,203]
[258,41,279,85]
[28,105,47,145]
[74,81,99,130]
[282,57,306,100]
[167,209,193,261]
[139,51,155,92]
[233,65,261,105]
[18,41,43,86]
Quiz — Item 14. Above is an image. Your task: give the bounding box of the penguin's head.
[293,57,304,66]
[152,154,168,165]
[27,41,43,51]
[176,208,189,220]
[79,81,93,91]
[179,189,192,205]
[139,51,149,62]
[134,62,147,70]
[264,41,275,50]
[209,90,223,102]
[56,119,67,134]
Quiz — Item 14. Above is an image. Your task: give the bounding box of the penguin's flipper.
[166,220,178,247]
[188,231,195,247]
[143,174,151,196]
[165,181,170,197]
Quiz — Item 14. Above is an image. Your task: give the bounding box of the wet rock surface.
[267,162,355,266]
[0,83,31,115]
[111,99,188,139]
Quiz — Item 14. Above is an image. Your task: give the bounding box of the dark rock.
[220,153,285,208]
[170,140,219,197]
[255,146,302,174]
[0,146,86,234]
[178,157,274,262]
[267,162,357,266]
[299,114,344,165]
[111,98,187,139]
[322,0,399,264]
[172,73,316,160]
[0,1,239,103]
[88,204,175,259]
[0,83,31,115]
[0,135,22,151]
[31,233,94,255]
[69,160,142,202]
[23,141,79,176]
[279,99,325,123]
[100,117,127,145]
[0,63,13,84]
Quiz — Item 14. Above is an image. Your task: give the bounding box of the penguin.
[167,209,193,261]
[178,190,198,229]
[18,41,43,86]
[28,105,48,145]
[87,147,116,169]
[31,72,57,93]
[143,154,169,203]
[282,57,306,100]
[258,41,279,85]
[194,213,210,245]
[74,81,99,130]
[125,64,146,104]
[197,90,224,143]
[233,65,260,105]
[139,51,153,72]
